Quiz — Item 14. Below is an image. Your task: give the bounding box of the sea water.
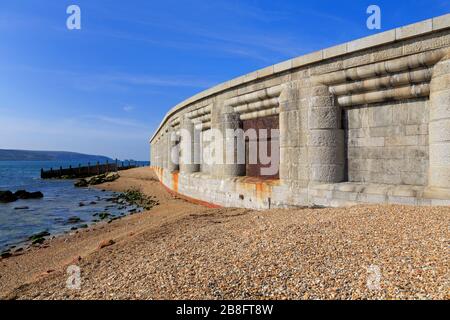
[0,161,143,252]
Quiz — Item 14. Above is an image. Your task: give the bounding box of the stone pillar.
[279,81,307,185]
[208,101,224,178]
[161,130,169,170]
[180,117,200,173]
[201,129,211,175]
[307,84,345,184]
[156,141,160,167]
[159,141,163,168]
[429,54,450,189]
[221,106,246,178]
[167,127,179,173]
[155,141,159,167]
[150,143,154,166]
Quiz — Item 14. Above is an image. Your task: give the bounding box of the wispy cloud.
[0,64,218,92]
[86,4,308,62]
[81,114,148,129]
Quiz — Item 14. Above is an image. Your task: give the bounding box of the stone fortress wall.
[150,14,450,209]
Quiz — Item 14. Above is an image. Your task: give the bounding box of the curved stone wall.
[151,14,450,209]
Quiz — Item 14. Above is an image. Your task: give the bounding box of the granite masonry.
[150,14,450,209]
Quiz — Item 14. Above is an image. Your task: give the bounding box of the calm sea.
[0,161,147,252]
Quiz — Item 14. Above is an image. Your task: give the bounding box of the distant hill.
[0,149,114,162]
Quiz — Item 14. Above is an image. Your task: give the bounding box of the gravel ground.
[1,168,449,300]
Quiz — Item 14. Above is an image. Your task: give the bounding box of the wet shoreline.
[0,186,151,257]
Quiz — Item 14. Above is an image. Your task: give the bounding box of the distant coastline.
[0,149,113,162]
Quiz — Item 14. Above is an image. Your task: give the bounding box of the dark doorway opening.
[242,115,280,180]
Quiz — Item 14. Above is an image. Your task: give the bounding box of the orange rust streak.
[172,171,179,193]
[151,167,221,209]
[160,182,222,209]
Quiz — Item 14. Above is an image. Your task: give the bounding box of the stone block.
[323,43,347,59]
[346,108,362,129]
[432,58,450,78]
[274,60,293,73]
[404,146,428,159]
[369,105,393,127]
[392,103,409,125]
[429,165,450,189]
[401,172,427,186]
[429,119,450,142]
[371,43,403,62]
[310,164,345,183]
[292,50,323,68]
[309,107,340,129]
[385,135,418,146]
[348,128,366,139]
[309,146,345,165]
[371,171,402,185]
[396,19,433,40]
[369,125,403,137]
[388,196,417,205]
[308,129,345,147]
[405,124,428,136]
[406,101,428,124]
[433,13,450,31]
[430,89,450,121]
[310,95,334,108]
[430,72,450,93]
[357,193,387,204]
[280,110,300,147]
[347,30,396,53]
[429,143,450,165]
[403,30,450,55]
[257,66,274,78]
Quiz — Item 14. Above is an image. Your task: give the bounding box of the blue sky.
[0,0,449,160]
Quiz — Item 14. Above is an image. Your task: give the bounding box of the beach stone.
[1,251,12,259]
[28,231,50,241]
[98,212,111,220]
[28,231,49,245]
[14,190,43,200]
[74,179,89,187]
[0,191,17,203]
[66,216,82,224]
[98,239,115,249]
[74,173,119,187]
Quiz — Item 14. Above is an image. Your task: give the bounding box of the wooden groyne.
[41,160,143,179]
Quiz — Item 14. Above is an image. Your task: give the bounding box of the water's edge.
[0,161,147,253]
